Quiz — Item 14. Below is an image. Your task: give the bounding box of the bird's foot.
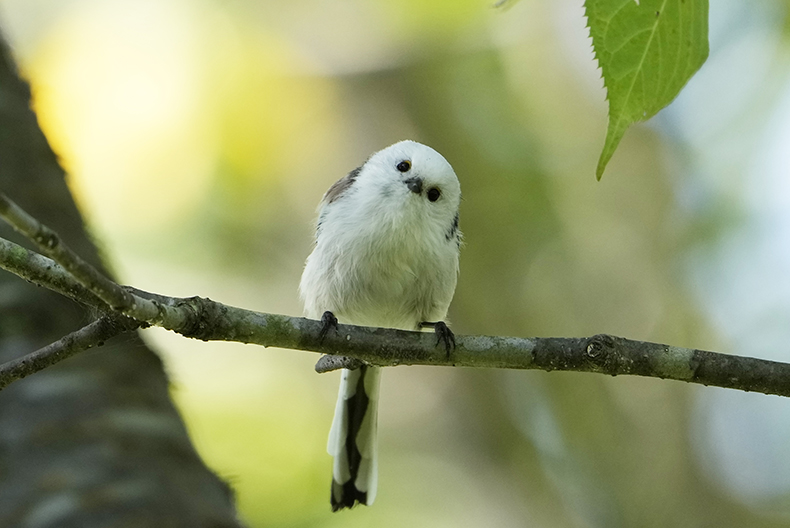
[319,311,339,343]
[420,321,456,359]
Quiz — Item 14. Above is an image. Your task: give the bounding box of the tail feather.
[327,365,381,511]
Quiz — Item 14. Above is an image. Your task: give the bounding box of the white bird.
[300,140,462,511]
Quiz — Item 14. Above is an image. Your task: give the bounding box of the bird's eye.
[396,160,411,172]
[427,188,441,202]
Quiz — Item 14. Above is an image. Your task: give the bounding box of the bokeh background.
[2,0,790,526]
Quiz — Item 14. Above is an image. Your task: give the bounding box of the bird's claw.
[319,311,339,343]
[420,321,455,359]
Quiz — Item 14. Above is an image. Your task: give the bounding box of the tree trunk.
[0,34,242,528]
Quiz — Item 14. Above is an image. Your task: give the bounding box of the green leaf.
[585,0,709,179]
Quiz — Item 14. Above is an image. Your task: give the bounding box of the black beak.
[404,177,423,194]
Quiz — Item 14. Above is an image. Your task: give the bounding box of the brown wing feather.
[324,166,362,204]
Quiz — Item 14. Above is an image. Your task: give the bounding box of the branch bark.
[0,192,789,398]
[0,193,192,327]
[0,314,142,390]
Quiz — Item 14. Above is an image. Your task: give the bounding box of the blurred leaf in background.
[2,0,790,526]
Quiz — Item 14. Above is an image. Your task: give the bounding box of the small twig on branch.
[0,236,108,309]
[0,193,191,329]
[1,193,789,399]
[0,193,132,308]
[0,314,142,390]
[315,355,365,373]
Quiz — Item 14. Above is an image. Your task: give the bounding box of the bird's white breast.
[301,198,458,330]
[300,140,461,331]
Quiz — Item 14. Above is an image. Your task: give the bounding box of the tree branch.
[0,236,108,309]
[0,314,142,390]
[1,193,789,398]
[0,193,192,328]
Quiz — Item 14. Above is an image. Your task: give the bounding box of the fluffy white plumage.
[300,140,461,510]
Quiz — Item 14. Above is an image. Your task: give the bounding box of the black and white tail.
[327,364,381,511]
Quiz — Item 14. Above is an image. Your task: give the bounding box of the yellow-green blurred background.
[3,0,790,526]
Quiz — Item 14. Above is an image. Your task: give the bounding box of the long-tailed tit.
[299,140,462,511]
